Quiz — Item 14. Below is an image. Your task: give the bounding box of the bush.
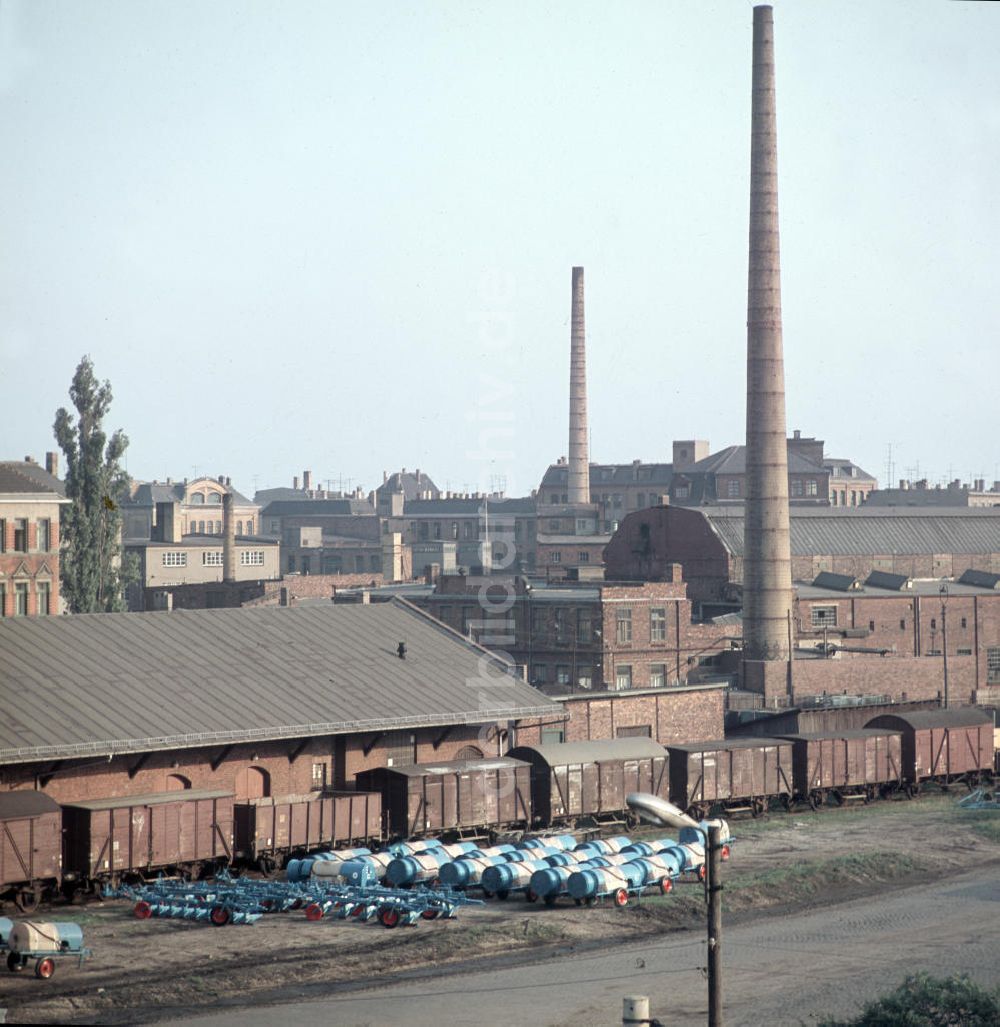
[820,973,1000,1026]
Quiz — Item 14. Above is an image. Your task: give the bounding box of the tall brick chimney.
[223,493,237,583]
[45,451,59,478]
[303,470,312,492]
[567,266,589,506]
[743,5,793,662]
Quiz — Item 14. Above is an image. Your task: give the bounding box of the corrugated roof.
[811,572,861,591]
[667,737,792,753]
[865,571,912,591]
[0,600,562,765]
[866,709,993,730]
[0,790,62,818]
[702,507,1000,557]
[509,738,666,765]
[63,789,234,810]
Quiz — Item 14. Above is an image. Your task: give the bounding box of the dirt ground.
[3,794,998,1026]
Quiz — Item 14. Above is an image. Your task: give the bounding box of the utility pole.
[707,823,724,1026]
[940,584,949,709]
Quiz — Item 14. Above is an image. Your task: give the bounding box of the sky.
[2,0,998,500]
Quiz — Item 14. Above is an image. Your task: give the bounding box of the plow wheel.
[134,900,153,919]
[14,885,40,914]
[210,905,231,927]
[420,908,439,920]
[380,907,401,929]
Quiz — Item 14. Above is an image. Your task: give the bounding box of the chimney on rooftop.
[293,476,300,491]
[45,452,59,478]
[567,266,590,506]
[742,4,793,665]
[303,470,312,492]
[223,493,237,582]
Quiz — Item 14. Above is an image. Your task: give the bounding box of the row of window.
[0,581,52,616]
[831,491,863,507]
[0,518,53,553]
[811,606,973,633]
[410,520,529,542]
[616,606,669,644]
[547,551,591,564]
[529,662,670,689]
[162,550,266,568]
[185,520,254,535]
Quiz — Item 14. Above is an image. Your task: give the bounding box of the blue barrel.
[542,851,579,867]
[285,859,303,882]
[506,846,559,863]
[482,858,549,894]
[520,834,576,851]
[568,861,647,900]
[439,854,509,888]
[339,858,378,886]
[529,865,573,898]
[0,918,13,947]
[52,923,85,953]
[657,843,695,872]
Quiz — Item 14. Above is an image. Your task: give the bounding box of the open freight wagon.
[508,738,670,829]
[61,788,234,891]
[233,790,382,870]
[0,791,63,912]
[666,737,794,818]
[865,708,995,792]
[356,757,531,839]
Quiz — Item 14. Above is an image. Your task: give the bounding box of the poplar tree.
[53,356,134,612]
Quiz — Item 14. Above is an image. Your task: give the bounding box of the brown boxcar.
[666,737,793,817]
[507,739,669,828]
[356,757,531,838]
[0,791,63,911]
[62,788,235,885]
[776,730,903,807]
[865,708,995,791]
[233,790,382,865]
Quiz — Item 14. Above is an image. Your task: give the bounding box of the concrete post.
[223,493,237,583]
[568,266,590,506]
[743,4,793,662]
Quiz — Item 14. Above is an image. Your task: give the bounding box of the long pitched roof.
[0,462,66,498]
[0,600,561,765]
[700,507,1000,557]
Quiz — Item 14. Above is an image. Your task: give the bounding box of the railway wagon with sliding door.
[0,792,63,912]
[356,757,531,839]
[61,788,235,891]
[233,790,382,870]
[508,738,670,829]
[776,729,903,807]
[865,709,995,793]
[666,737,794,818]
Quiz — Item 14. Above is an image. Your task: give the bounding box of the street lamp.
[939,583,949,709]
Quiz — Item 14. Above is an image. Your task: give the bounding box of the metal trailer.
[666,737,794,819]
[508,739,670,829]
[0,791,63,913]
[776,729,904,808]
[233,790,382,872]
[5,921,91,980]
[865,709,995,794]
[61,788,235,891]
[356,757,532,839]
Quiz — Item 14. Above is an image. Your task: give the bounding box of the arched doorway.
[455,745,484,760]
[235,765,271,800]
[166,773,191,791]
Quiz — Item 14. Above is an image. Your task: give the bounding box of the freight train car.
[508,739,670,829]
[356,757,531,839]
[233,790,382,871]
[61,789,235,893]
[776,729,903,808]
[0,792,62,912]
[865,708,994,793]
[666,738,794,819]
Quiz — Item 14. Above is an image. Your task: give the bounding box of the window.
[851,491,858,506]
[433,522,441,540]
[240,551,265,566]
[616,606,633,644]
[900,619,906,630]
[287,555,296,572]
[203,551,224,566]
[575,518,590,532]
[451,521,459,540]
[237,520,244,535]
[577,608,593,643]
[612,494,623,509]
[15,583,28,616]
[674,485,689,499]
[615,664,632,690]
[650,663,666,687]
[931,618,937,630]
[215,520,222,534]
[988,647,1000,683]
[418,522,429,540]
[727,480,740,498]
[550,551,561,564]
[198,520,205,533]
[577,666,593,689]
[868,620,875,632]
[810,606,837,628]
[832,491,839,506]
[650,607,666,642]
[556,665,570,685]
[806,479,818,496]
[13,519,27,552]
[548,519,560,531]
[463,522,474,539]
[37,519,51,552]
[554,608,566,642]
[513,521,522,540]
[191,492,205,504]
[961,617,967,629]
[531,606,543,634]
[541,728,565,745]
[162,551,187,566]
[384,731,416,768]
[550,493,559,504]
[208,492,222,504]
[311,763,327,788]
[637,492,646,509]
[578,551,590,563]
[617,724,651,738]
[791,480,804,497]
[462,606,474,636]
[957,647,973,657]
[532,663,548,684]
[37,581,50,616]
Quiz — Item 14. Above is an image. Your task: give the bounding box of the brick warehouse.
[0,601,562,805]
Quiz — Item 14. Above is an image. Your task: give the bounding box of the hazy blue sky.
[2,1,998,499]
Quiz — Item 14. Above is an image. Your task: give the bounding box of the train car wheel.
[34,958,56,980]
[614,889,629,908]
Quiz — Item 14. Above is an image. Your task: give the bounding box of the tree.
[53,356,135,613]
[820,973,1000,1027]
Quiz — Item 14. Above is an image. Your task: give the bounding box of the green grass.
[963,812,1000,843]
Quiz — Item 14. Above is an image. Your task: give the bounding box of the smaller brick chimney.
[45,452,59,478]
[223,493,237,582]
[303,470,312,492]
